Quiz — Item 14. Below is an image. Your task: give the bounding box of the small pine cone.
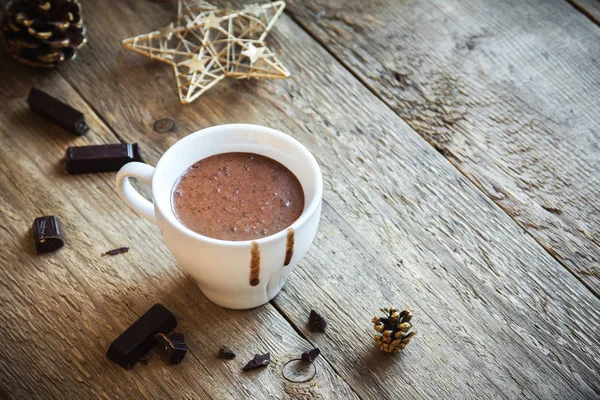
[1,0,87,67]
[372,308,416,354]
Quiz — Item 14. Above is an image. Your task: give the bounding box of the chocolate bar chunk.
[28,87,89,136]
[218,345,236,359]
[106,304,177,369]
[65,143,141,174]
[301,348,320,363]
[308,310,327,332]
[32,215,64,254]
[156,333,188,365]
[242,352,271,371]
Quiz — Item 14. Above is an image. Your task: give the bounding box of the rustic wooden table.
[1,0,599,398]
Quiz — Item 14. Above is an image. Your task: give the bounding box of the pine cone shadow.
[364,343,407,368]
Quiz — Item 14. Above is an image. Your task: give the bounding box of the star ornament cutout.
[122,1,289,104]
[181,55,211,73]
[242,43,265,64]
[243,4,265,17]
[201,12,222,30]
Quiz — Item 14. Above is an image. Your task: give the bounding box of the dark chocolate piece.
[218,346,236,360]
[27,87,89,136]
[301,348,320,363]
[106,304,177,369]
[102,246,130,256]
[65,143,141,174]
[308,310,327,332]
[242,352,271,371]
[32,215,64,254]
[156,333,188,365]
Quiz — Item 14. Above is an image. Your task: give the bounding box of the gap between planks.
[565,0,600,26]
[282,5,600,299]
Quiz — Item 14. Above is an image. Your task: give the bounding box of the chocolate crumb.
[301,348,320,363]
[308,310,327,332]
[102,246,130,256]
[218,345,236,359]
[242,352,271,371]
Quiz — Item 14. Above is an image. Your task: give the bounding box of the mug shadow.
[114,265,270,335]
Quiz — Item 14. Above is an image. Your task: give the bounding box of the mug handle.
[116,162,156,222]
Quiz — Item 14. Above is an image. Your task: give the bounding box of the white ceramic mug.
[115,124,322,309]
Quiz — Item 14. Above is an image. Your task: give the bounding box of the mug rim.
[153,124,323,247]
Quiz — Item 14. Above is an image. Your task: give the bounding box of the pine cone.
[1,0,86,67]
[372,307,416,353]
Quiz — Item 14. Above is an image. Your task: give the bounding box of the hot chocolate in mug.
[115,124,323,309]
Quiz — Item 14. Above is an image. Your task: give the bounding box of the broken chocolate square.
[301,348,320,363]
[218,346,236,360]
[65,143,142,174]
[28,87,89,136]
[32,215,64,254]
[106,304,177,369]
[308,310,327,332]
[156,332,188,365]
[242,352,271,371]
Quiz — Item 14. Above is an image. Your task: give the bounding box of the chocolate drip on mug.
[250,241,260,286]
[284,228,294,266]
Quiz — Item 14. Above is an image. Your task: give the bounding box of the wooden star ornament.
[122,1,289,104]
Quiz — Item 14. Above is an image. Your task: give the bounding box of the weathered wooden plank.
[54,0,600,398]
[568,0,600,23]
[0,53,357,399]
[284,0,600,294]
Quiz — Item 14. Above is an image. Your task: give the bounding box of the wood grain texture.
[284,0,600,294]
[568,0,600,23]
[0,52,357,400]
[47,0,600,398]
